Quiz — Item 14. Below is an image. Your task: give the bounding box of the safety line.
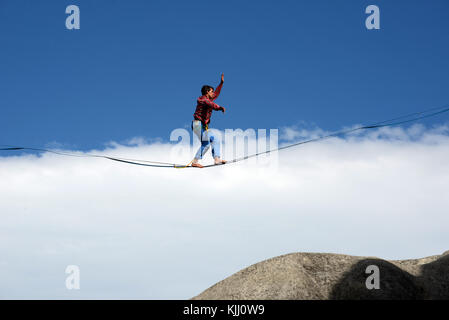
[201,104,449,168]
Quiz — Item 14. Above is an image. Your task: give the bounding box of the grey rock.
[192,251,449,300]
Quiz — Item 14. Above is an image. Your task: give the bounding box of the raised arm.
[212,73,224,101]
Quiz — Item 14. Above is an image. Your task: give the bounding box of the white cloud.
[1,123,449,299]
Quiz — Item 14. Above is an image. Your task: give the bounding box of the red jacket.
[193,82,223,125]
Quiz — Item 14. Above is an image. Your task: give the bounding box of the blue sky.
[1,0,448,151]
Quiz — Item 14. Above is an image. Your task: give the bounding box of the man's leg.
[192,121,210,168]
[208,130,227,165]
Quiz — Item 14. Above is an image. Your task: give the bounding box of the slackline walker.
[190,73,227,168]
[1,101,449,169]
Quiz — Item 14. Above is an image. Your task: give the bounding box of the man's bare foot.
[191,162,203,168]
[214,158,227,165]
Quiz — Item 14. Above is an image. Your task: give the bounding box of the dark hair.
[201,85,214,96]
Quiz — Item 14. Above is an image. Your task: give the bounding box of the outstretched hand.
[221,107,226,113]
[221,73,224,83]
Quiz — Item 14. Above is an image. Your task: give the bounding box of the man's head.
[201,85,215,99]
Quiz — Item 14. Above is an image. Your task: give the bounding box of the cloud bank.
[1,123,449,299]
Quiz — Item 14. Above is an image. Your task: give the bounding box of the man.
[191,73,227,168]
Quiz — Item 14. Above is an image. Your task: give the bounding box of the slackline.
[1,104,448,169]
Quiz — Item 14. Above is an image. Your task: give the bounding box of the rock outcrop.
[193,251,449,299]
